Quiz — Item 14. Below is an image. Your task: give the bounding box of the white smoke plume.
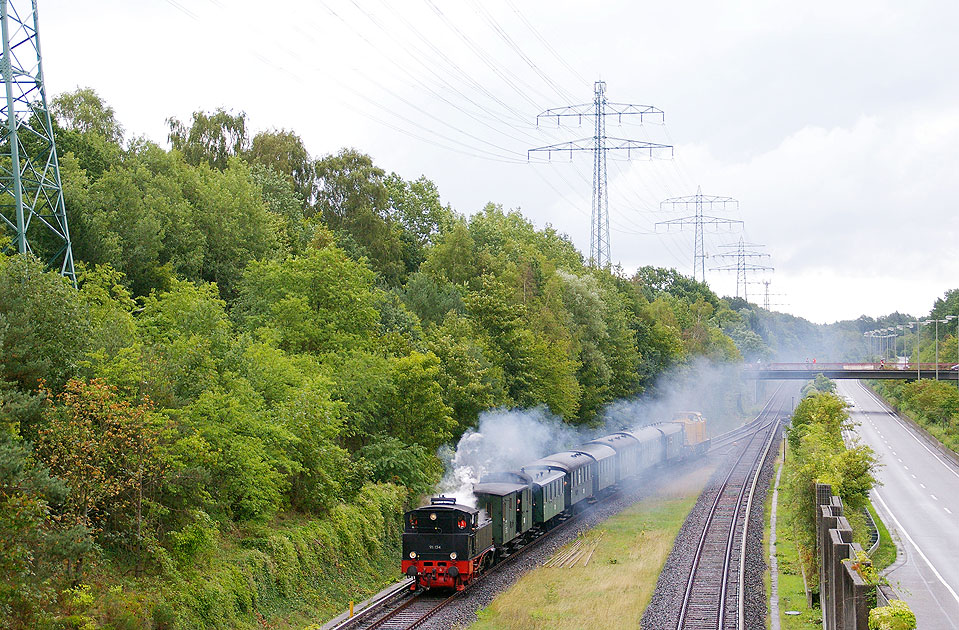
[433,359,759,507]
[435,407,582,507]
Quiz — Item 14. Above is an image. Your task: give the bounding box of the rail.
[737,402,783,629]
[676,386,788,629]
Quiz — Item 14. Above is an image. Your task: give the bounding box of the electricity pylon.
[0,0,74,282]
[710,237,773,302]
[655,186,742,282]
[760,279,787,310]
[529,80,672,269]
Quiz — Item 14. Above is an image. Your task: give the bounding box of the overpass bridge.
[743,362,959,381]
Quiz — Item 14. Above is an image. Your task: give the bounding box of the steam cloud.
[436,407,582,507]
[434,359,758,507]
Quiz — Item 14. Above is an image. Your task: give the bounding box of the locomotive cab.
[401,496,493,591]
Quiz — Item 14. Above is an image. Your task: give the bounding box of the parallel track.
[333,391,790,630]
[675,386,789,630]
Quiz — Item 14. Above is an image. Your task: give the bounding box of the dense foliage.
[0,88,758,629]
[782,385,878,588]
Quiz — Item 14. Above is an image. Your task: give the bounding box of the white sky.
[41,0,959,324]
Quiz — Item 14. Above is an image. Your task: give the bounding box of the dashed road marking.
[921,483,927,489]
[931,494,939,501]
[874,491,959,608]
[946,508,953,515]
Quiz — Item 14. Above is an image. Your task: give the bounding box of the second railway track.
[675,386,790,630]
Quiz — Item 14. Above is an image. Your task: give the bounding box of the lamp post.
[896,325,904,365]
[928,318,948,381]
[908,321,921,380]
[946,315,957,389]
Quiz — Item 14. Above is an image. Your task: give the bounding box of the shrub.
[868,599,916,630]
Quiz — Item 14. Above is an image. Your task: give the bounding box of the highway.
[837,380,959,629]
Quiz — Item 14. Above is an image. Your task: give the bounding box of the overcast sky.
[42,0,959,324]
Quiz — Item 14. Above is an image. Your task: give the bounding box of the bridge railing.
[750,362,959,371]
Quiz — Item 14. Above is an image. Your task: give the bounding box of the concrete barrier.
[815,482,873,630]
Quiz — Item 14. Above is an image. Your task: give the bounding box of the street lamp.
[946,315,957,390]
[927,318,949,381]
[908,321,921,380]
[897,325,905,363]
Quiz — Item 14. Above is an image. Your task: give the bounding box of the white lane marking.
[912,474,917,479]
[931,495,939,501]
[874,491,959,607]
[904,465,909,471]
[946,508,953,515]
[856,382,959,481]
[921,483,927,489]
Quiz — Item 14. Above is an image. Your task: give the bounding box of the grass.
[468,465,713,630]
[865,500,896,572]
[765,452,821,630]
[774,518,821,630]
[767,473,894,630]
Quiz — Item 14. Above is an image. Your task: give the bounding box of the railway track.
[675,387,789,630]
[326,501,570,630]
[330,391,789,630]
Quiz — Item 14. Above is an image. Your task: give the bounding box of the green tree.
[0,428,67,626]
[234,247,380,356]
[425,312,505,432]
[247,128,314,203]
[167,107,248,170]
[51,88,123,180]
[313,149,406,284]
[0,256,92,394]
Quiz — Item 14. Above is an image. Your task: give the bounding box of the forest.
[1,89,762,629]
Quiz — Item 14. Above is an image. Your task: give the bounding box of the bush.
[868,599,916,630]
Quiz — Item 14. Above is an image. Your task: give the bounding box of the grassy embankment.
[65,484,404,630]
[764,456,896,630]
[468,465,713,630]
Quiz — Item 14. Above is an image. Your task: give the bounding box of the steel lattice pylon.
[655,186,741,282]
[529,81,672,269]
[0,0,74,282]
[710,237,773,303]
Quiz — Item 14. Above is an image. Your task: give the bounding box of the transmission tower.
[529,80,672,268]
[655,186,742,282]
[710,237,773,302]
[759,279,787,310]
[0,0,74,282]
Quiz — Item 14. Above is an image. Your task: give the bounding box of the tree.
[0,256,92,395]
[233,247,380,356]
[313,149,406,284]
[51,88,123,181]
[425,312,505,432]
[0,428,67,625]
[167,108,249,170]
[247,129,314,203]
[36,379,166,577]
[51,87,124,143]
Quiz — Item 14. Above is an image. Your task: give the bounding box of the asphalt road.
[838,380,959,629]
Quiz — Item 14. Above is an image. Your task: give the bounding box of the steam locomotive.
[401,412,709,590]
